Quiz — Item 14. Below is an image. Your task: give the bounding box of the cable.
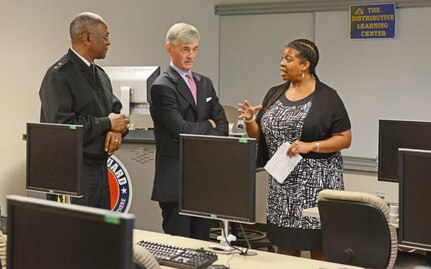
[219,221,246,255]
[217,221,258,256]
[226,252,235,268]
[239,223,252,255]
[239,223,257,256]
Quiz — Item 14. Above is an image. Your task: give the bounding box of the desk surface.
[302,207,320,219]
[133,230,362,269]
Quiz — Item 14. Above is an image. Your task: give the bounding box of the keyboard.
[136,240,218,269]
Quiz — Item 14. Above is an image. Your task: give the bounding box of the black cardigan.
[256,81,351,166]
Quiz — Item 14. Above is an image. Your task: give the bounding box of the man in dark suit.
[150,23,228,240]
[39,12,129,209]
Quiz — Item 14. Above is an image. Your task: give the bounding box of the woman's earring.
[302,71,305,78]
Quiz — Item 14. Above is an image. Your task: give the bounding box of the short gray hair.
[166,23,200,46]
[69,12,104,42]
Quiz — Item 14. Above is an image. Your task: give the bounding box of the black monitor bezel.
[378,119,431,182]
[398,148,431,251]
[178,134,256,224]
[26,122,83,196]
[6,195,134,269]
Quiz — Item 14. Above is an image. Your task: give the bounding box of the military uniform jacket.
[39,49,122,161]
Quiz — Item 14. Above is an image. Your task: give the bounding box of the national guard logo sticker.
[107,155,132,213]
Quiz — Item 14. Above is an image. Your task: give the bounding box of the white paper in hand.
[264,141,302,184]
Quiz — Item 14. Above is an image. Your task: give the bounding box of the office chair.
[222,105,239,124]
[318,190,398,269]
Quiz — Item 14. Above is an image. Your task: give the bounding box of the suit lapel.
[167,66,197,111]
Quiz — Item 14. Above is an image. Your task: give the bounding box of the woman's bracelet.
[243,114,256,123]
[315,141,320,153]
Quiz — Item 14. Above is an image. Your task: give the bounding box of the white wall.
[216,3,431,208]
[344,171,398,203]
[316,8,431,159]
[0,0,220,212]
[219,12,315,106]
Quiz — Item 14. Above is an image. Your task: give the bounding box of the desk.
[302,207,320,219]
[133,230,362,269]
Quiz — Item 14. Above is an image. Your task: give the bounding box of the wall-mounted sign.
[350,3,396,39]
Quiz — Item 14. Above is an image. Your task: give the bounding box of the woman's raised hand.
[238,100,262,121]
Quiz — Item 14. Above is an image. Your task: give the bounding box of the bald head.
[69,12,111,62]
[69,12,105,43]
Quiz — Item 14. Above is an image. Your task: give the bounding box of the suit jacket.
[150,66,228,203]
[39,49,122,161]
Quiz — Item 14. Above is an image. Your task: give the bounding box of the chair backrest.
[222,105,239,123]
[318,190,398,269]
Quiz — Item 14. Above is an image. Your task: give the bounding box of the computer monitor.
[26,123,83,196]
[398,149,431,252]
[7,195,134,269]
[179,134,256,251]
[103,66,160,115]
[378,119,431,182]
[179,134,256,224]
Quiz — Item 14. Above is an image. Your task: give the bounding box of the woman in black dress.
[238,39,352,260]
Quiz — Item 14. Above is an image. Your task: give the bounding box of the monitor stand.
[209,220,236,251]
[209,220,257,256]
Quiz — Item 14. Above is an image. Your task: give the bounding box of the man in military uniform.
[39,12,129,209]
